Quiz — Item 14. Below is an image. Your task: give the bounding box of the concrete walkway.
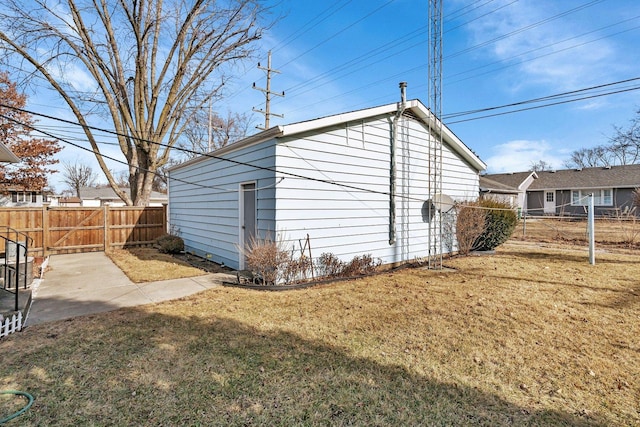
[26,252,234,326]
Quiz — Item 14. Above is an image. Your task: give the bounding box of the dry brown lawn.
[0,240,638,425]
[107,247,206,282]
[513,217,640,248]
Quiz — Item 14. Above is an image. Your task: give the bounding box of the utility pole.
[253,51,284,130]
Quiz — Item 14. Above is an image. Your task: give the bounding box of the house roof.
[0,142,19,163]
[479,176,519,194]
[529,164,640,190]
[171,99,487,173]
[79,186,168,201]
[480,171,537,190]
[59,196,82,204]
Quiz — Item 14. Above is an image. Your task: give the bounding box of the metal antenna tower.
[427,0,443,269]
[253,51,284,130]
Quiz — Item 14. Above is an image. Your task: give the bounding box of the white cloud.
[464,0,624,92]
[484,139,564,173]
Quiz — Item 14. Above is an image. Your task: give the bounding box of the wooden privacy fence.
[0,205,167,257]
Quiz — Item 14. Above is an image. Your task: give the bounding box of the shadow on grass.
[497,249,639,265]
[1,307,606,426]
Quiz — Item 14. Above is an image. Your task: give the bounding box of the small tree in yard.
[473,199,518,251]
[0,72,61,192]
[455,201,487,255]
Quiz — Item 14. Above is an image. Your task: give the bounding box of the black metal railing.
[1,226,33,312]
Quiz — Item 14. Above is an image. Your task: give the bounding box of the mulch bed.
[171,252,233,274]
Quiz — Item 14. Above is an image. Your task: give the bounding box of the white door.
[239,182,256,269]
[544,191,555,214]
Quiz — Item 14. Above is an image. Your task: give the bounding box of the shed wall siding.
[273,115,479,265]
[168,141,276,269]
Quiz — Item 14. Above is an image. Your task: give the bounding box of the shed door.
[240,183,256,269]
[544,191,555,214]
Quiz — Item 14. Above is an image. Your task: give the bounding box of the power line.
[0,107,427,202]
[277,0,395,70]
[446,83,640,124]
[445,0,604,61]
[269,0,353,54]
[444,77,640,119]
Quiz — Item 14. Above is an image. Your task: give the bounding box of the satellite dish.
[432,193,455,212]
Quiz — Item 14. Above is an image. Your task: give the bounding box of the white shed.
[168,98,486,270]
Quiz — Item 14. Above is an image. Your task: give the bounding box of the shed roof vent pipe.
[389,82,407,245]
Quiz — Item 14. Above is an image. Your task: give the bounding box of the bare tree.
[0,0,268,205]
[609,109,640,165]
[563,146,612,168]
[62,161,98,197]
[529,160,552,172]
[564,109,640,168]
[177,110,253,160]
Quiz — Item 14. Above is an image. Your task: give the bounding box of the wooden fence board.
[0,205,167,256]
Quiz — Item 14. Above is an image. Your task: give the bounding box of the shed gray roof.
[79,186,168,201]
[529,164,640,190]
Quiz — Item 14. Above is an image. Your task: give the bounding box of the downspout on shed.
[389,82,407,245]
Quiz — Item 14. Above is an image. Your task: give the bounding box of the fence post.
[588,194,595,265]
[103,204,110,253]
[42,203,50,257]
[162,203,168,234]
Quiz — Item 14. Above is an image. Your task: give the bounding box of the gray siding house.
[480,171,537,211]
[483,165,640,217]
[168,99,486,270]
[527,165,640,216]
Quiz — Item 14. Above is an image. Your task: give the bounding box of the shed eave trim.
[168,126,283,172]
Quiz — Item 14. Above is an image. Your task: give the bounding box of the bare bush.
[455,202,487,255]
[241,237,319,285]
[241,237,290,285]
[155,234,184,254]
[342,254,381,277]
[282,254,314,285]
[316,253,344,277]
[606,210,640,247]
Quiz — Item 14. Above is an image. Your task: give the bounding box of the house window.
[43,194,49,203]
[571,189,614,206]
[546,192,554,202]
[31,193,37,203]
[11,192,17,203]
[17,192,26,202]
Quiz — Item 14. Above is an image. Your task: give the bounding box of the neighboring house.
[0,142,52,207]
[78,186,168,207]
[526,165,640,216]
[483,165,640,217]
[168,98,486,270]
[0,188,52,207]
[480,171,538,211]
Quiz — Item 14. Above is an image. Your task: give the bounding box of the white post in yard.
[588,193,595,265]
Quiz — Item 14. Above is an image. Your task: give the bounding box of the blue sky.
[245,0,640,172]
[22,0,640,189]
